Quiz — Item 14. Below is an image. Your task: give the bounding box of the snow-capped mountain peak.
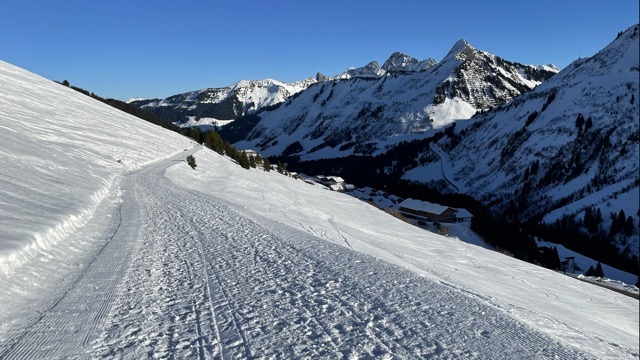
[411,24,640,259]
[226,39,558,160]
[128,77,317,130]
[445,38,473,59]
[381,51,436,73]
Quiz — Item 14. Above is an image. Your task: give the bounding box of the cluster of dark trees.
[523,213,638,276]
[575,113,593,131]
[609,209,635,238]
[177,125,272,171]
[584,262,605,277]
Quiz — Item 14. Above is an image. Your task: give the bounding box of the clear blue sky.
[1,0,637,100]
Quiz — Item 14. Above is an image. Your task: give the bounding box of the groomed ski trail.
[3,150,592,359]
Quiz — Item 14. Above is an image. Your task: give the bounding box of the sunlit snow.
[0,59,638,359]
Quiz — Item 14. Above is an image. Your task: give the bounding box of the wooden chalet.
[398,198,472,223]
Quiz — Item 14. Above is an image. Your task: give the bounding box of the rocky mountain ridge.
[226,39,557,159]
[128,77,317,129]
[405,24,639,259]
[131,41,556,137]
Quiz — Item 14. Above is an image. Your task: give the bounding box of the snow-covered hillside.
[0,61,637,359]
[0,60,191,276]
[228,39,557,160]
[408,25,640,257]
[129,78,316,129]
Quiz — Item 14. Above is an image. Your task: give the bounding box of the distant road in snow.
[0,150,593,359]
[429,142,460,192]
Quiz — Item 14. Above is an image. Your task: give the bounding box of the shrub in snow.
[186,155,197,170]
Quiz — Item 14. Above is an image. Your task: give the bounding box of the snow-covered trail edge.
[168,149,639,360]
[1,148,596,359]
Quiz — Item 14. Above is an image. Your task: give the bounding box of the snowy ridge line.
[0,175,114,277]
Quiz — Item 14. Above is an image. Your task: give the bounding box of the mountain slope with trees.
[225,39,556,160]
[407,24,640,270]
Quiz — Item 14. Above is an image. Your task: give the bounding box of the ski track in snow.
[1,176,140,359]
[2,153,593,359]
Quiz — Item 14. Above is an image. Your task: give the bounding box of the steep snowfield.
[0,61,637,358]
[0,60,191,276]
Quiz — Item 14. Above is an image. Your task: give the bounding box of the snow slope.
[0,60,191,276]
[0,61,637,359]
[167,150,639,359]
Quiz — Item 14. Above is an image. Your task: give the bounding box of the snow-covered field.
[0,60,638,359]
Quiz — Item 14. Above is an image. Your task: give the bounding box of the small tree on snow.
[186,155,197,170]
[585,262,604,277]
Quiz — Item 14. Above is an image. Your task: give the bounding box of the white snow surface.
[0,60,638,359]
[0,61,191,276]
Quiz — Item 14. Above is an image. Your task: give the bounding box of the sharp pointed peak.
[445,39,474,58]
[388,51,410,57]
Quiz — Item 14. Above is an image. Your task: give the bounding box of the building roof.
[454,208,473,218]
[398,198,450,215]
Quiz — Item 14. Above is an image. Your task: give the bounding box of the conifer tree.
[262,157,271,172]
[552,247,561,270]
[585,117,593,130]
[186,155,197,169]
[575,113,585,129]
[203,131,225,154]
[624,216,635,236]
[594,262,604,277]
[238,151,250,169]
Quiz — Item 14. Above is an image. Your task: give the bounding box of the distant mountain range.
[130,40,557,148]
[222,39,557,159]
[128,78,317,130]
[128,26,639,267]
